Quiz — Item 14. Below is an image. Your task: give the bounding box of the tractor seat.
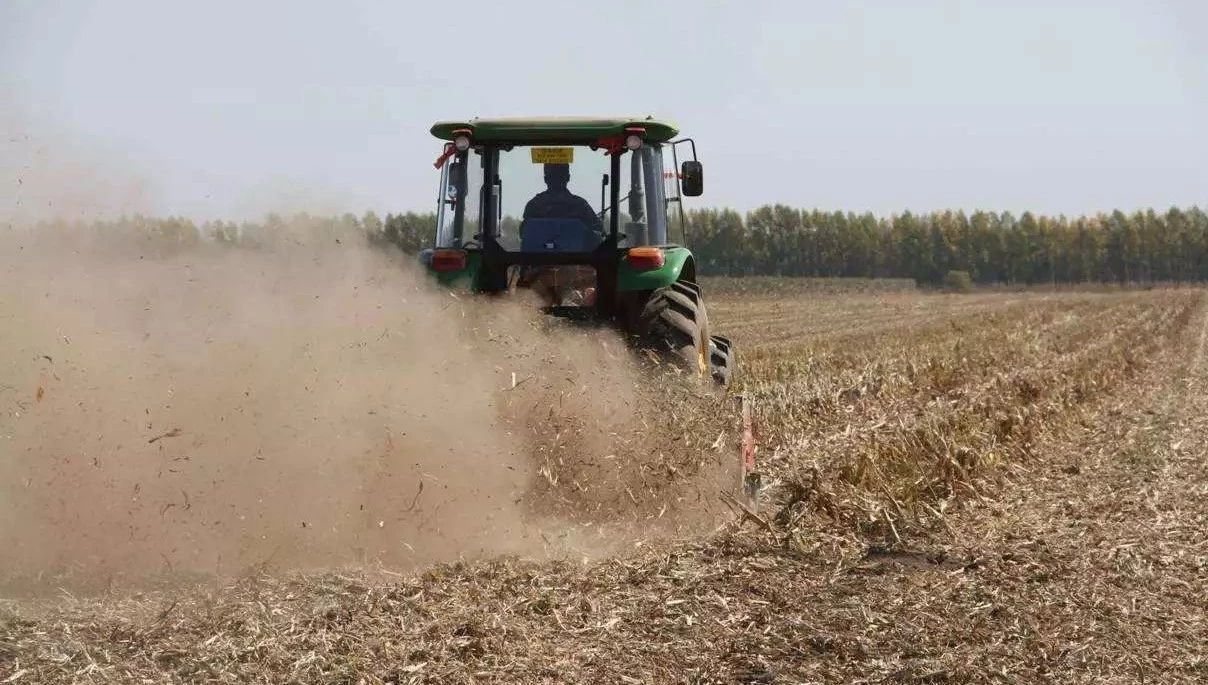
[519,219,600,252]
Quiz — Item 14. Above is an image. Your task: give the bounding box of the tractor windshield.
[434,143,679,250]
[496,146,609,251]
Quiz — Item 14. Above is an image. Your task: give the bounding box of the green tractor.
[420,116,735,385]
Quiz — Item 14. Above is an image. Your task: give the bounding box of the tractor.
[420,116,735,385]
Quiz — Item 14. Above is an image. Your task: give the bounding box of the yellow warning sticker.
[530,147,574,164]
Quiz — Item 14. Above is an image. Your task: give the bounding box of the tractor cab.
[421,117,733,385]
[422,117,703,313]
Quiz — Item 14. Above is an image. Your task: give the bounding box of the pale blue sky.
[3,0,1206,221]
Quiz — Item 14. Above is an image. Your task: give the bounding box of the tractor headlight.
[454,134,472,152]
[625,133,643,150]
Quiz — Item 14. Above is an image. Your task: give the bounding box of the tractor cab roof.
[430,116,679,145]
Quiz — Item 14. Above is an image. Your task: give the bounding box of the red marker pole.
[739,394,761,510]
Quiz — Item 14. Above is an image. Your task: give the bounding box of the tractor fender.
[422,249,481,288]
[617,245,696,292]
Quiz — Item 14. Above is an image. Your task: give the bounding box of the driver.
[522,163,603,235]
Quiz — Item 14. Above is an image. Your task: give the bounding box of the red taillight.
[431,248,467,272]
[626,247,665,271]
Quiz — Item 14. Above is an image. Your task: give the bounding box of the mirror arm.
[670,137,698,162]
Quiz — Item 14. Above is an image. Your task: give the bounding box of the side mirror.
[681,161,703,197]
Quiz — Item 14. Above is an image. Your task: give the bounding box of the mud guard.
[616,245,695,292]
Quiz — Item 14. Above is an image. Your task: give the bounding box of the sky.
[3,0,1206,221]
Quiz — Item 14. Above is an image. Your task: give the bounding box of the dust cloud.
[1,110,155,225]
[0,229,697,588]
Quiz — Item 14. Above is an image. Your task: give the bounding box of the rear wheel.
[631,280,731,385]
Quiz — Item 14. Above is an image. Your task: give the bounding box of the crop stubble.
[2,283,1205,684]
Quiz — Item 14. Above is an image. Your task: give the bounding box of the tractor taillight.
[626,247,665,270]
[431,248,467,272]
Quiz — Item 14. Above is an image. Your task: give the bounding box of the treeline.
[365,205,1208,285]
[686,206,1208,285]
[16,206,1208,285]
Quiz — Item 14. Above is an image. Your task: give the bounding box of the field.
[2,271,1206,683]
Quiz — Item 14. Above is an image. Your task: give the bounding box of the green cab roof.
[430,116,679,145]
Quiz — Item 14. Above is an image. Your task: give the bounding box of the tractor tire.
[633,280,725,384]
[709,334,736,386]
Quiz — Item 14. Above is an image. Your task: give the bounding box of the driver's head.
[543,163,570,190]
